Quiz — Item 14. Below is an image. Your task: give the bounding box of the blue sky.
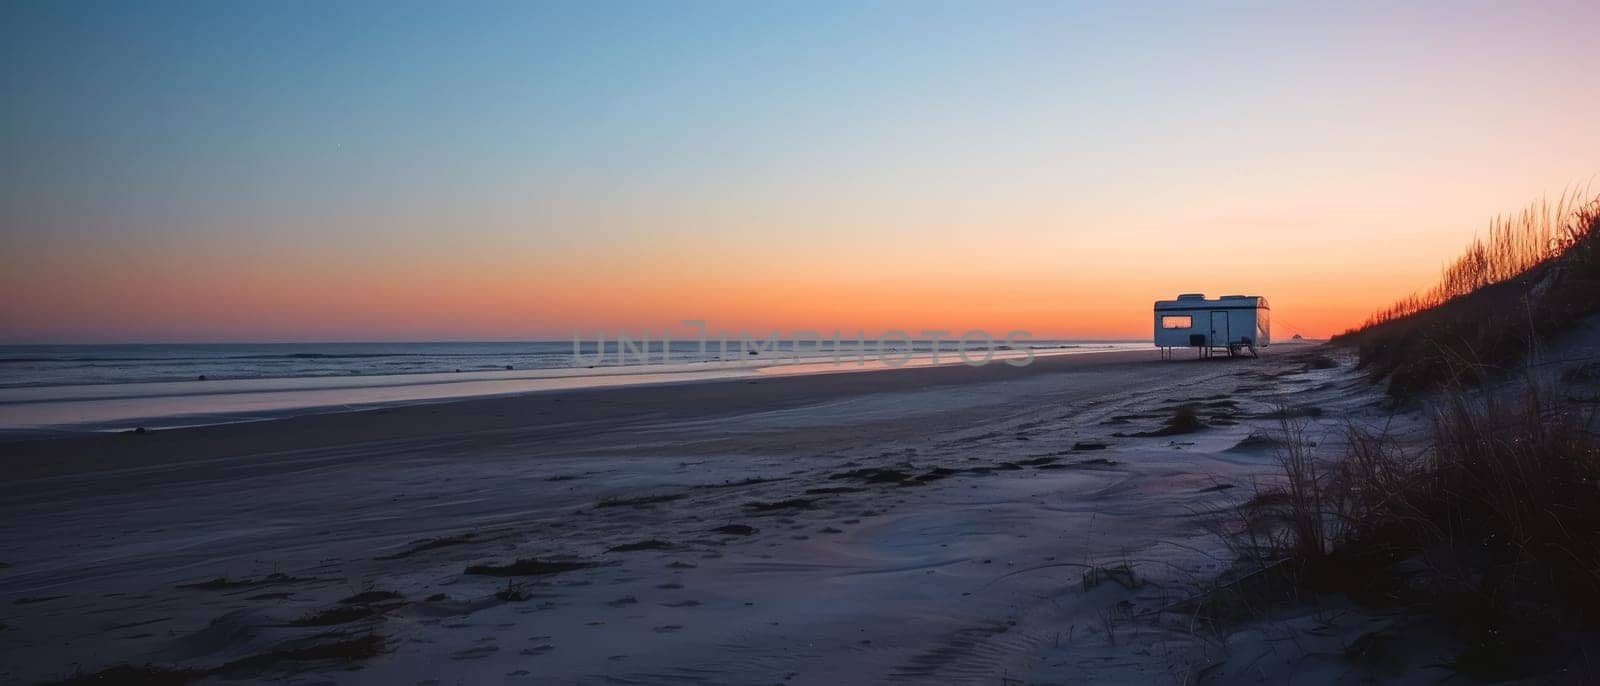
[3,1,1598,341]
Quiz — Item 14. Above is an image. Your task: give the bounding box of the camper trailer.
[1154,294,1270,358]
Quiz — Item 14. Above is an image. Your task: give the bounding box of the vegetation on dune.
[1333,189,1600,398]
[1238,392,1600,679]
[1217,182,1600,679]
[1353,189,1598,330]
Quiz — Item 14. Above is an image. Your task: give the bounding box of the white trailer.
[1153,294,1270,358]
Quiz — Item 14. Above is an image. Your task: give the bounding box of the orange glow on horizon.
[0,227,1451,343]
[4,179,1558,344]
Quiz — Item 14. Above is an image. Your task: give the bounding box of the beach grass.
[1241,184,1600,675]
[1334,190,1600,398]
[1255,385,1600,679]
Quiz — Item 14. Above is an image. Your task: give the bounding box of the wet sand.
[0,349,1164,481]
[0,342,1375,684]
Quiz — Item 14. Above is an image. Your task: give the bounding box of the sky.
[2,0,1597,343]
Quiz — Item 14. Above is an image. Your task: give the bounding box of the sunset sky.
[3,1,1597,343]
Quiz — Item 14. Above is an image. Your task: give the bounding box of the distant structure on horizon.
[1153,293,1271,358]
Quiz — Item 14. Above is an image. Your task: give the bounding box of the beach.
[0,341,1389,684]
[0,342,1144,435]
[6,2,1597,681]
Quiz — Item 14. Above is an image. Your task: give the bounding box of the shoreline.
[0,347,1180,481]
[0,344,1145,436]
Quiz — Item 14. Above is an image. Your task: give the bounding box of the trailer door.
[1209,311,1229,346]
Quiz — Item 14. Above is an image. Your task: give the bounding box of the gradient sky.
[3,1,1597,343]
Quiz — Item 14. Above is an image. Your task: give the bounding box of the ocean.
[0,340,1147,389]
[1,341,631,389]
[0,340,1145,432]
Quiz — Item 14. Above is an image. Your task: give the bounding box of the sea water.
[0,340,1144,432]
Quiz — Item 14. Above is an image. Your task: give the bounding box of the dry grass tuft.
[1354,190,1596,329]
[1252,384,1600,679]
[1334,190,1600,398]
[1115,404,1207,438]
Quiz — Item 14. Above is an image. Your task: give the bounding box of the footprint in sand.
[662,600,700,608]
[607,596,638,607]
[653,624,684,633]
[521,644,554,656]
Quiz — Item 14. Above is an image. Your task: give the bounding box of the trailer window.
[1160,315,1192,329]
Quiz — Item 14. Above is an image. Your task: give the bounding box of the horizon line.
[0,336,1161,347]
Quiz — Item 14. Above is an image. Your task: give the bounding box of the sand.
[0,341,1401,684]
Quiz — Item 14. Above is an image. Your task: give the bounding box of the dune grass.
[1245,387,1600,678]
[1334,190,1600,398]
[1354,189,1596,330]
[1260,183,1600,677]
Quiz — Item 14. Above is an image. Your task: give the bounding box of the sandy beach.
[0,341,1395,684]
[6,2,1598,681]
